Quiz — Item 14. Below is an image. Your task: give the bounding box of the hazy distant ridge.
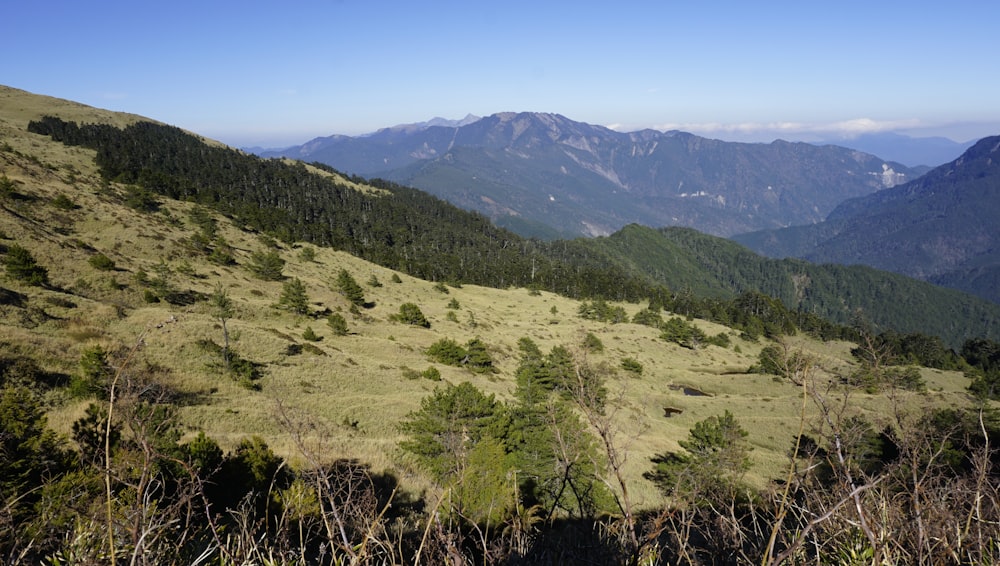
[261,112,918,238]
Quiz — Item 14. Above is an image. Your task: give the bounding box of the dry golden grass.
[1,86,990,511]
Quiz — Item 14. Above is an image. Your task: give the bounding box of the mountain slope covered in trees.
[22,108,1000,347]
[263,112,917,238]
[734,135,1000,303]
[582,224,1000,347]
[24,111,1000,346]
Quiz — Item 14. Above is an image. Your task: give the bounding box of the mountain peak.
[266,112,925,238]
[735,133,1000,303]
[376,114,481,135]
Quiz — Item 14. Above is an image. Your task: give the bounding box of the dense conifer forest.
[26,116,651,301]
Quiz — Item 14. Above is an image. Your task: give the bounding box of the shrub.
[632,308,664,328]
[621,357,643,375]
[297,246,316,262]
[660,317,707,349]
[301,326,319,342]
[0,175,15,199]
[69,346,110,398]
[583,332,604,353]
[3,244,49,286]
[188,206,218,239]
[427,338,494,373]
[175,260,196,277]
[196,338,261,388]
[848,365,926,393]
[395,302,429,328]
[88,253,116,271]
[336,269,366,307]
[464,338,494,373]
[327,313,348,336]
[578,298,627,323]
[647,410,751,499]
[247,249,285,281]
[124,185,160,212]
[754,345,786,376]
[706,332,731,348]
[301,343,325,356]
[399,382,500,482]
[427,338,467,365]
[50,193,77,210]
[208,238,236,266]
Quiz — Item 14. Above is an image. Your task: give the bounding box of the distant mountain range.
[259,113,919,239]
[734,135,1000,303]
[809,132,974,168]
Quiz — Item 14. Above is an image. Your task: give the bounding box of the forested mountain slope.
[582,224,1000,347]
[264,112,917,238]
[21,108,1000,347]
[735,135,1000,303]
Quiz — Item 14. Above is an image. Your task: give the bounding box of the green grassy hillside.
[0,84,984,491]
[2,86,997,564]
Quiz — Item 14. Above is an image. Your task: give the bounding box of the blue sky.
[5,0,999,147]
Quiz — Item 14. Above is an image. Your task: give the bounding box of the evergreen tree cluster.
[26,116,651,300]
[963,337,1000,399]
[401,343,613,524]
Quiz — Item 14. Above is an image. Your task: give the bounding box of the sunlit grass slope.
[0,86,982,509]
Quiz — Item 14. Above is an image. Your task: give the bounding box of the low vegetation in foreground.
[1,93,998,564]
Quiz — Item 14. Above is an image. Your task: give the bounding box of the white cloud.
[646,118,925,141]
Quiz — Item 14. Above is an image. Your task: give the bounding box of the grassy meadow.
[0,85,983,514]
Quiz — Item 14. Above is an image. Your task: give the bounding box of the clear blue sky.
[5,0,999,147]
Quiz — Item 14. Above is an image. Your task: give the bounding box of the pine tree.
[336,269,366,307]
[3,244,49,286]
[210,284,234,371]
[399,382,499,482]
[248,249,285,281]
[277,278,309,315]
[327,312,349,336]
[464,338,494,373]
[396,303,429,328]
